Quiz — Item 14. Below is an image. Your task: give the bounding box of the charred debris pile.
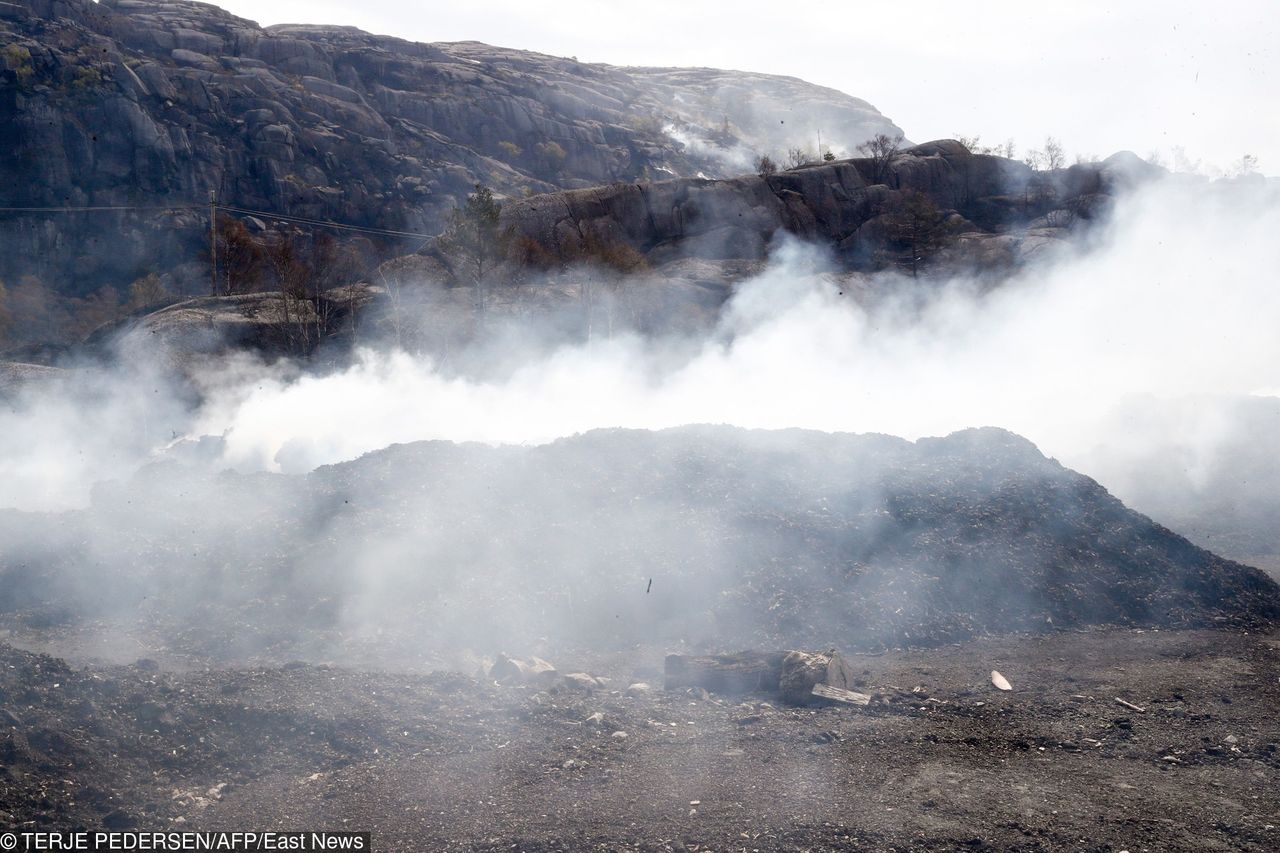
[1,425,1277,661]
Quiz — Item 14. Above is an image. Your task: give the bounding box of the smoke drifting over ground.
[3,176,1280,534]
[0,173,1275,672]
[179,175,1280,532]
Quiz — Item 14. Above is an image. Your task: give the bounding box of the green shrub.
[71,64,102,90]
[2,43,33,84]
[534,140,567,171]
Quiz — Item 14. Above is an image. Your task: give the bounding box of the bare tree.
[856,133,903,183]
[887,190,955,277]
[785,147,817,169]
[957,135,1025,160]
[264,235,313,353]
[211,215,267,295]
[1172,146,1202,175]
[1043,137,1066,170]
[754,154,777,176]
[1235,153,1260,177]
[564,231,647,340]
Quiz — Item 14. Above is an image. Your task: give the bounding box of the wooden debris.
[991,670,1012,691]
[811,683,872,706]
[1115,697,1146,713]
[663,651,787,695]
[666,649,875,707]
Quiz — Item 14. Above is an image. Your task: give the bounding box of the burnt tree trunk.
[664,651,787,695]
[778,650,859,705]
[666,650,864,705]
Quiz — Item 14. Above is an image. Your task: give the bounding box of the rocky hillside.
[0,426,1274,664]
[0,0,901,296]
[498,141,1154,269]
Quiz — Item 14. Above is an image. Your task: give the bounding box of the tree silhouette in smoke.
[857,133,903,184]
[439,184,514,324]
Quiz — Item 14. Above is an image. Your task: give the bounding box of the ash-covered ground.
[1,630,1278,851]
[1,426,1279,850]
[1,426,1276,667]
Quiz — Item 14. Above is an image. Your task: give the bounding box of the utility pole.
[209,189,217,296]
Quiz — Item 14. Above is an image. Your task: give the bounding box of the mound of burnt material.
[0,427,1276,661]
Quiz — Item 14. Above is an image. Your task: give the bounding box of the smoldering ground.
[0,174,1278,667]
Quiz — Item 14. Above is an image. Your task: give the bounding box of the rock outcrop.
[71,141,1154,369]
[0,0,902,296]
[498,141,1139,269]
[96,285,371,367]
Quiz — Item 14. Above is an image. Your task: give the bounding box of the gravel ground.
[3,627,1278,851]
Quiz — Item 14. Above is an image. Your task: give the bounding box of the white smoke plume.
[198,177,1279,509]
[1,175,1278,570]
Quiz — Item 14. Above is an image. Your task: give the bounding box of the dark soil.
[1,427,1277,669]
[2,628,1278,851]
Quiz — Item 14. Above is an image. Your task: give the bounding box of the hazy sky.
[212,0,1277,174]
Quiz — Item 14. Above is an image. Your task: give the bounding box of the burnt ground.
[2,628,1278,851]
[4,427,1278,667]
[2,427,1279,849]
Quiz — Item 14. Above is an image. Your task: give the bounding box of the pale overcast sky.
[215,0,1277,174]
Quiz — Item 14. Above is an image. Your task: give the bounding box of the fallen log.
[665,649,863,705]
[664,651,787,694]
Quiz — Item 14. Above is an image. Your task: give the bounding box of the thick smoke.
[181,176,1280,525]
[0,174,1277,668]
[4,176,1280,529]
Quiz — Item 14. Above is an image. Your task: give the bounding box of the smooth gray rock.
[0,0,904,296]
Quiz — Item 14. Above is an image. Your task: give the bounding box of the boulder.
[489,654,557,686]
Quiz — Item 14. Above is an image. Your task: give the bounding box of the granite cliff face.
[0,0,902,295]
[496,141,1153,269]
[64,143,1150,373]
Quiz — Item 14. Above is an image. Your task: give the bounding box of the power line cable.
[0,204,202,212]
[0,202,437,239]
